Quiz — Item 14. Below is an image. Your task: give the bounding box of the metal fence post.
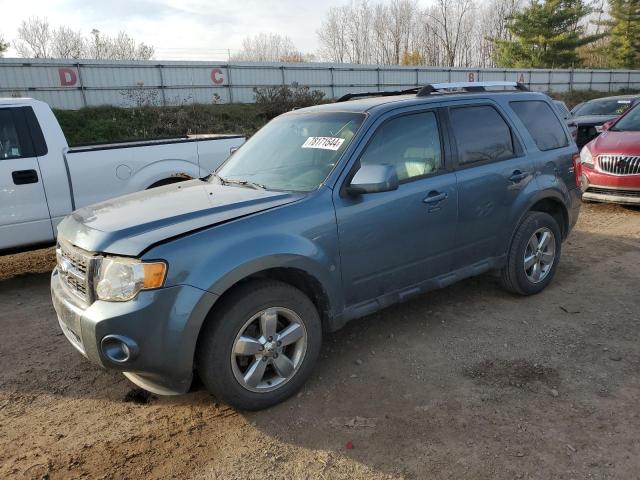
[569,69,574,92]
[280,65,286,85]
[75,62,87,107]
[157,64,167,106]
[227,64,234,103]
[330,67,335,99]
[377,67,381,90]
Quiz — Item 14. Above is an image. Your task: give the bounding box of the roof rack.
[336,81,529,102]
[416,81,529,96]
[336,88,421,102]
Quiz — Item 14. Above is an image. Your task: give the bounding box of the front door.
[333,109,458,307]
[0,108,53,250]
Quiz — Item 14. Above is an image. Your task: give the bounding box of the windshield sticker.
[302,136,345,151]
[617,100,631,104]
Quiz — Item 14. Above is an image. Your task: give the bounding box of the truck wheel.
[196,279,322,410]
[500,211,562,296]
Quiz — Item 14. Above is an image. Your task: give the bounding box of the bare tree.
[87,29,154,60]
[51,26,86,59]
[232,33,303,62]
[317,6,350,62]
[14,17,52,58]
[11,17,153,60]
[424,0,475,67]
[0,33,8,57]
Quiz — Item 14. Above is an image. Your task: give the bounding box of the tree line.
[0,17,154,61]
[1,0,639,69]
[315,0,640,69]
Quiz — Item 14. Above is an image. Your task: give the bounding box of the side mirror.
[599,120,614,132]
[347,164,398,195]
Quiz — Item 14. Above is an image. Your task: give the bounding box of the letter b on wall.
[58,68,78,86]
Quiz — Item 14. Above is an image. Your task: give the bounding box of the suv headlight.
[95,257,167,302]
[580,146,594,167]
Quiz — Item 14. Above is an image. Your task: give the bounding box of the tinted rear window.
[510,100,569,151]
[450,105,515,165]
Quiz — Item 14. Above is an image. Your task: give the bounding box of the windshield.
[216,111,365,192]
[611,105,640,132]
[573,98,633,116]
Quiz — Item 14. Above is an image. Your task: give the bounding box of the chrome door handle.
[423,191,448,204]
[509,170,529,183]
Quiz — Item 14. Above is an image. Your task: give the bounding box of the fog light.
[101,335,139,363]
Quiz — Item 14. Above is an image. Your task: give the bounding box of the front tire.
[196,279,322,410]
[500,211,562,295]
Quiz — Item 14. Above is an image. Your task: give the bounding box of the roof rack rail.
[335,81,529,102]
[416,81,529,96]
[336,88,421,102]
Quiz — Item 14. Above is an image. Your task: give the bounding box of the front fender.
[144,191,343,319]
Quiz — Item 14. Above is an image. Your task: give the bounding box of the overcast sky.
[0,0,368,60]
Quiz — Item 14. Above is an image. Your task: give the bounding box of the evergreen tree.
[494,0,599,68]
[602,0,640,68]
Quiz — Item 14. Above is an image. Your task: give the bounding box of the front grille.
[598,155,640,175]
[56,240,97,303]
[586,186,640,198]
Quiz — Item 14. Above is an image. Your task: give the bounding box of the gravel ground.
[1,202,639,480]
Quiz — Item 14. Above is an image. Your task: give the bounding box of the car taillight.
[572,153,582,188]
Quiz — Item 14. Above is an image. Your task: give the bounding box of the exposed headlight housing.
[580,146,594,167]
[95,257,166,302]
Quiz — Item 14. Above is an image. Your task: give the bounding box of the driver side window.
[359,111,443,182]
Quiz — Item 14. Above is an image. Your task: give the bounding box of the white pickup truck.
[0,98,245,252]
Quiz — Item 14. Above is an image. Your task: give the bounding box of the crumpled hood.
[58,180,303,256]
[573,114,618,126]
[590,130,640,155]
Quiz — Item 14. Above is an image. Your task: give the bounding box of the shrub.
[54,104,266,146]
[254,82,325,119]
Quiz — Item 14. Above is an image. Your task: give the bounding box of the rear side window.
[510,100,569,151]
[0,109,25,159]
[450,105,515,165]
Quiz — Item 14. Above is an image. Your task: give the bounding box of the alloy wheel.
[231,307,307,393]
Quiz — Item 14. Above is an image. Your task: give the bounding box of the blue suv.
[51,82,582,410]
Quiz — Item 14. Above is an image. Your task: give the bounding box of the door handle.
[509,170,530,183]
[12,169,39,185]
[423,191,448,204]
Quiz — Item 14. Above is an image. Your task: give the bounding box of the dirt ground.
[1,202,639,480]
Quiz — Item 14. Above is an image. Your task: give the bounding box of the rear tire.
[196,279,322,410]
[500,211,561,295]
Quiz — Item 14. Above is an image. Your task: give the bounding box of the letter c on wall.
[211,68,224,85]
[58,68,78,86]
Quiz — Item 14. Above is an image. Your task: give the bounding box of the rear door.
[333,108,458,307]
[508,99,576,192]
[0,107,53,250]
[446,101,536,269]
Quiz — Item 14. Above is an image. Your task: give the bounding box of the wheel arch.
[527,196,569,239]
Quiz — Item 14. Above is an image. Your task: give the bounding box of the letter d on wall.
[58,68,78,86]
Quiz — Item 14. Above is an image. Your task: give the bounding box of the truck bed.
[68,134,245,153]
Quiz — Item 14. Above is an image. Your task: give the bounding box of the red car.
[580,103,640,205]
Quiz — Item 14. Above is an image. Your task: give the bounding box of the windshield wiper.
[218,176,267,190]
